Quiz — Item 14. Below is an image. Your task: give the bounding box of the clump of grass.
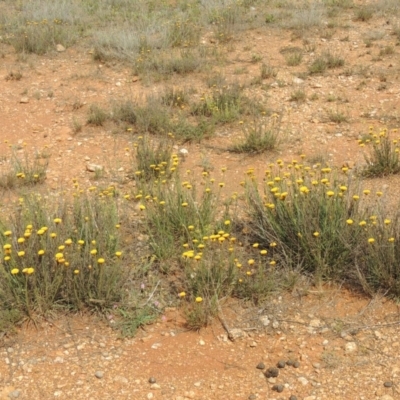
[132,134,174,181]
[191,85,243,124]
[161,87,188,108]
[0,149,48,190]
[87,104,108,126]
[135,98,170,135]
[355,7,373,21]
[229,116,281,154]
[111,100,137,125]
[309,52,344,75]
[5,71,23,81]
[361,128,400,177]
[260,63,277,79]
[290,89,307,103]
[285,51,303,66]
[327,109,349,123]
[0,190,126,317]
[379,46,395,57]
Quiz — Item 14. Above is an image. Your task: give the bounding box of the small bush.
[111,100,137,125]
[290,89,307,102]
[285,52,303,66]
[229,116,280,154]
[361,129,400,177]
[87,104,108,126]
[0,190,128,317]
[355,7,373,21]
[261,63,277,79]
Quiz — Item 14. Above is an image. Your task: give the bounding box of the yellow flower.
[139,204,146,211]
[55,252,64,260]
[3,230,12,236]
[91,240,96,245]
[11,268,19,275]
[313,232,319,237]
[38,249,45,255]
[27,267,34,275]
[299,186,309,194]
[352,195,359,201]
[17,251,25,257]
[4,256,10,261]
[3,244,11,250]
[78,240,84,245]
[58,245,65,251]
[182,202,188,207]
[260,250,267,255]
[270,242,277,247]
[368,238,375,244]
[340,186,347,192]
[24,231,31,238]
[224,220,231,226]
[90,249,97,255]
[384,219,391,225]
[37,229,45,235]
[115,224,121,229]
[326,191,335,197]
[219,182,225,188]
[97,258,105,264]
[388,237,395,243]
[252,243,259,248]
[65,239,73,245]
[54,218,62,224]
[74,269,79,275]
[359,220,367,227]
[17,237,25,244]
[248,259,255,265]
[50,233,57,238]
[178,292,186,298]
[363,190,370,195]
[346,219,354,225]
[195,297,203,303]
[188,225,194,231]
[115,251,122,257]
[246,271,252,276]
[376,191,383,197]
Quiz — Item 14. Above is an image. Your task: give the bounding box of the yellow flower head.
[178,292,186,298]
[368,238,375,244]
[3,230,12,237]
[17,237,25,244]
[3,244,11,250]
[195,297,203,303]
[260,250,267,255]
[384,219,391,225]
[313,232,320,237]
[90,249,98,255]
[182,202,188,207]
[54,218,62,224]
[11,268,19,275]
[115,251,122,257]
[326,191,335,197]
[38,249,45,256]
[352,195,359,201]
[97,258,105,264]
[270,242,277,247]
[346,219,354,225]
[248,259,255,265]
[17,251,25,257]
[359,220,367,227]
[363,189,370,196]
[252,243,259,248]
[65,238,73,246]
[74,269,79,275]
[388,237,395,243]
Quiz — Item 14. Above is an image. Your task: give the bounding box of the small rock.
[309,318,321,328]
[54,357,64,363]
[249,341,257,348]
[272,320,279,329]
[303,396,316,400]
[256,362,265,370]
[293,77,304,85]
[259,316,270,326]
[179,148,189,158]
[148,377,156,384]
[116,81,122,87]
[113,375,128,384]
[86,163,103,172]
[146,393,154,399]
[345,342,358,354]
[248,395,257,400]
[199,339,205,346]
[277,360,286,368]
[20,97,29,104]
[298,376,309,386]
[380,396,394,400]
[289,396,298,400]
[228,328,246,341]
[293,361,300,368]
[95,371,104,379]
[56,44,66,52]
[272,384,284,393]
[150,383,161,390]
[383,381,393,388]
[8,390,21,399]
[286,359,294,366]
[264,367,279,378]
